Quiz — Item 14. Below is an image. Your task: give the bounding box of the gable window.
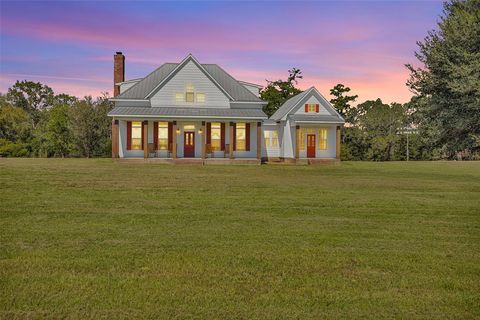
[305,104,317,112]
[158,122,169,150]
[131,121,143,150]
[197,93,205,103]
[318,128,327,150]
[264,130,279,148]
[185,84,194,102]
[175,93,184,103]
[236,123,246,151]
[211,122,221,151]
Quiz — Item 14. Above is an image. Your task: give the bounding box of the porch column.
[295,125,300,160]
[336,126,341,159]
[201,121,206,160]
[172,121,177,158]
[111,119,119,158]
[256,122,261,160]
[229,122,234,159]
[143,120,148,159]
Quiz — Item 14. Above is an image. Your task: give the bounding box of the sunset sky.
[0,0,443,104]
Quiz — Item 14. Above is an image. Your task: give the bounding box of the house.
[108,52,344,164]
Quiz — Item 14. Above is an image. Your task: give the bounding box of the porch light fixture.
[176,128,180,135]
[198,128,203,134]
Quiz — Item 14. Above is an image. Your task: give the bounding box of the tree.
[70,94,113,157]
[5,81,55,126]
[329,84,358,123]
[406,0,480,159]
[44,104,73,157]
[356,99,407,161]
[0,103,32,157]
[260,68,303,116]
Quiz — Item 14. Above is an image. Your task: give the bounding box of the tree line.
[0,81,112,157]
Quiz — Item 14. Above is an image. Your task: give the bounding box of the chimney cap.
[115,51,123,55]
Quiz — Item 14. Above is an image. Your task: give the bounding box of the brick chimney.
[113,52,125,96]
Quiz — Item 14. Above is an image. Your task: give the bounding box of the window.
[175,93,184,103]
[236,123,246,151]
[264,130,279,148]
[185,84,194,102]
[197,93,205,103]
[211,122,221,151]
[158,122,168,150]
[184,124,195,131]
[307,104,317,112]
[131,121,142,150]
[298,128,305,150]
[318,128,327,150]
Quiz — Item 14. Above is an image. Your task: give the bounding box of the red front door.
[307,134,316,158]
[184,131,195,157]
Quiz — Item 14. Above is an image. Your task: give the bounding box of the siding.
[150,60,230,108]
[294,96,331,116]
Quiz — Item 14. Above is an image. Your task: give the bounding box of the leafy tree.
[44,104,73,157]
[260,68,303,116]
[356,99,407,161]
[329,84,358,123]
[70,94,113,157]
[406,0,480,159]
[0,104,32,142]
[5,81,55,126]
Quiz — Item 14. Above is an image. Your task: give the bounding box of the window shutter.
[246,123,250,151]
[126,121,132,150]
[168,122,173,151]
[316,104,319,113]
[220,123,225,151]
[232,123,237,151]
[206,122,211,144]
[141,121,145,150]
[153,122,158,150]
[305,104,309,112]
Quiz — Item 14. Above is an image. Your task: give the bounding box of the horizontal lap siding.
[150,61,230,108]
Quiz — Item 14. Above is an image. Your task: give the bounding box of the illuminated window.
[131,121,142,150]
[307,104,317,112]
[236,123,246,151]
[299,128,305,150]
[211,122,221,151]
[197,93,205,103]
[158,122,168,150]
[318,128,327,150]
[186,84,194,102]
[175,93,184,103]
[184,124,195,131]
[264,130,279,148]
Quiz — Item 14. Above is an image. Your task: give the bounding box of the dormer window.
[175,84,205,103]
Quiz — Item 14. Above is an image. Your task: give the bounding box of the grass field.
[1,159,479,319]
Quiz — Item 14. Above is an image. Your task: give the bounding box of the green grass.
[0,159,479,319]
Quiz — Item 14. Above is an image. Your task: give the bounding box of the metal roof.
[115,55,262,102]
[270,87,344,123]
[289,114,345,123]
[108,107,267,119]
[270,90,310,121]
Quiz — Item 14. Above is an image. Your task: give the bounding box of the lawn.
[0,159,479,319]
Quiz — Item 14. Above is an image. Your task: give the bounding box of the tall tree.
[5,81,55,126]
[406,0,480,159]
[329,84,358,123]
[44,104,73,157]
[260,68,303,117]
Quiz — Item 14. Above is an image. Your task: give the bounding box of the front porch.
[111,119,263,160]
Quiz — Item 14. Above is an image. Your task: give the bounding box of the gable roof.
[114,54,263,102]
[270,87,345,123]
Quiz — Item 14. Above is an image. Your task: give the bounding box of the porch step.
[173,158,204,165]
[307,158,340,165]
